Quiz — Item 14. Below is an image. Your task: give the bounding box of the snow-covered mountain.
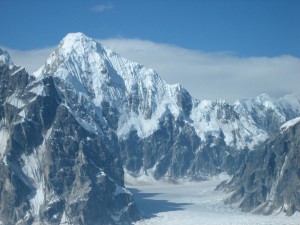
[33,33,300,179]
[1,32,300,224]
[34,33,190,139]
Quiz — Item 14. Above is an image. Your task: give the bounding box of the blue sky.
[1,0,299,57]
[1,0,300,101]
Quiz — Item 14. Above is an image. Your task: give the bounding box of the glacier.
[128,176,300,225]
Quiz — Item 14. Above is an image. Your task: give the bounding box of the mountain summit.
[0,48,14,69]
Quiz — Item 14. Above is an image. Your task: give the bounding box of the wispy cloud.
[90,2,114,13]
[2,38,299,102]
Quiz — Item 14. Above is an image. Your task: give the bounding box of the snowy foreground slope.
[127,176,300,225]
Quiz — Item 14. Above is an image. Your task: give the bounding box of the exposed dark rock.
[221,118,300,215]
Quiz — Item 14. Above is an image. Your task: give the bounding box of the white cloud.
[90,2,114,13]
[99,38,300,102]
[2,38,299,102]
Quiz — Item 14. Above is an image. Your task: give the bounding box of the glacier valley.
[127,175,300,225]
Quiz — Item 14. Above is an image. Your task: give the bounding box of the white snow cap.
[280,117,300,131]
[58,32,97,55]
[62,32,90,42]
[0,48,14,69]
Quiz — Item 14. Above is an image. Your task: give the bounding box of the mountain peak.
[0,48,14,69]
[255,93,272,102]
[63,32,90,41]
[60,32,95,49]
[34,32,155,88]
[33,32,105,78]
[57,32,102,58]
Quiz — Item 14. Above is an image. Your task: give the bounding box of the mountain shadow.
[128,188,192,219]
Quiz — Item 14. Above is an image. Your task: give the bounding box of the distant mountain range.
[0,33,299,224]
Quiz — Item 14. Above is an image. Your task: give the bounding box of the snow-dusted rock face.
[222,117,300,215]
[0,48,140,225]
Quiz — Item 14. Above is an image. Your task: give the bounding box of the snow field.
[127,176,300,225]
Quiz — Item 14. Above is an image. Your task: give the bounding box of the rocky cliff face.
[221,117,300,215]
[0,51,140,225]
